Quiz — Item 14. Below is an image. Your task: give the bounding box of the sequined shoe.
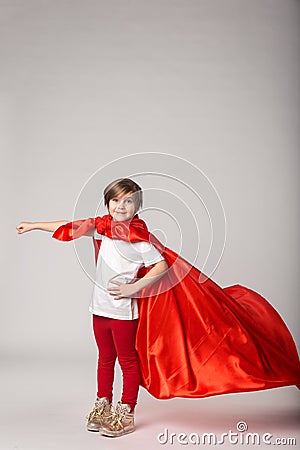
[86,397,112,432]
[100,401,135,437]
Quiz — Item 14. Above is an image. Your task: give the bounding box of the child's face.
[108,191,137,222]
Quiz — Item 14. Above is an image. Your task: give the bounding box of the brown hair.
[103,178,143,214]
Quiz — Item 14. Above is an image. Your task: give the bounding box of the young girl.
[16,177,300,439]
[16,178,168,438]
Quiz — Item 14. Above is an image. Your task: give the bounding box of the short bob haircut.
[103,178,143,215]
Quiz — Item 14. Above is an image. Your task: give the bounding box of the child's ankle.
[124,403,136,412]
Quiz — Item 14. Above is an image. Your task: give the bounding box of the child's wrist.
[32,222,41,231]
[132,279,148,294]
[132,280,142,294]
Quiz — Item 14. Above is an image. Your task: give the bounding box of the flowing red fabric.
[52,214,300,399]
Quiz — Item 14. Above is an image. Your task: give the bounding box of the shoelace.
[109,405,127,431]
[86,402,107,421]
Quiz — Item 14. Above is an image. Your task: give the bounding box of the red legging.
[92,314,141,411]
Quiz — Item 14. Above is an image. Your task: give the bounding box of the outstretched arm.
[108,259,169,300]
[16,220,69,234]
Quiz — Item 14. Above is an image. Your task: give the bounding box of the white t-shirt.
[89,230,165,320]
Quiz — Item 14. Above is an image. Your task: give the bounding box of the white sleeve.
[140,241,165,268]
[94,229,103,240]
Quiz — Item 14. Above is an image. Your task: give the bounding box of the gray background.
[1,0,299,449]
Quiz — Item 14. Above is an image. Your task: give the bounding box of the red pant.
[92,315,141,410]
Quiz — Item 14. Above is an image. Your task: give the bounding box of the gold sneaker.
[100,401,135,437]
[86,397,112,432]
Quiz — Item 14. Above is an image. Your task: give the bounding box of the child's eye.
[111,198,132,203]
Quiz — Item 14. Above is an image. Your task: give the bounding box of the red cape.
[53,214,300,399]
